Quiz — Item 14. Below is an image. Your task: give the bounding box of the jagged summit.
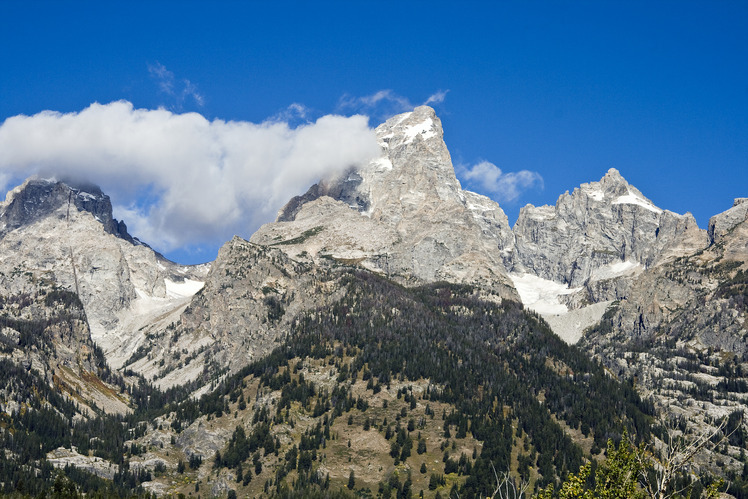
[512,168,707,287]
[254,106,518,299]
[277,106,458,223]
[577,168,661,212]
[0,176,133,243]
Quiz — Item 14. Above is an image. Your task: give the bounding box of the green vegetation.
[170,271,654,497]
[271,225,324,246]
[3,270,744,498]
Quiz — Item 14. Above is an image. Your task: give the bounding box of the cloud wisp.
[462,161,544,202]
[338,89,449,121]
[0,101,380,251]
[424,90,449,105]
[148,62,204,109]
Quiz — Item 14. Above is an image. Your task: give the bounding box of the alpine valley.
[0,107,745,498]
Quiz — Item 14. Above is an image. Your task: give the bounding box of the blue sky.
[1,1,746,264]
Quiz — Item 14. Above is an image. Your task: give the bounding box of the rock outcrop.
[578,201,748,474]
[0,177,208,372]
[0,177,133,242]
[708,197,748,244]
[512,168,708,288]
[251,106,518,300]
[127,236,345,388]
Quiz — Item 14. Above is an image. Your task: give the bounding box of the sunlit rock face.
[512,168,708,288]
[0,177,208,371]
[252,106,518,300]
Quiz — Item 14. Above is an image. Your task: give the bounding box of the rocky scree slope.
[126,236,350,390]
[578,198,748,481]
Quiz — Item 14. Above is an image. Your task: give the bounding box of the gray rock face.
[252,106,518,300]
[578,208,748,474]
[513,168,708,288]
[0,177,133,242]
[601,203,748,354]
[0,276,130,415]
[129,236,347,387]
[708,197,748,244]
[0,177,208,372]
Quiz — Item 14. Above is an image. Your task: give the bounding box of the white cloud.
[0,101,380,251]
[462,161,543,202]
[270,102,311,124]
[181,79,204,107]
[338,89,414,118]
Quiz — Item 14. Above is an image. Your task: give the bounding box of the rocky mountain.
[0,176,132,242]
[0,284,129,416]
[0,177,209,383]
[124,236,350,390]
[577,198,748,475]
[251,106,517,301]
[512,168,707,288]
[0,106,746,497]
[504,168,708,344]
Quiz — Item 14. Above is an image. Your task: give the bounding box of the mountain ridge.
[0,105,745,497]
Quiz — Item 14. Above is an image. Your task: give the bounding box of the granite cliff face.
[252,106,518,300]
[0,177,133,242]
[583,197,748,354]
[577,200,748,473]
[512,168,707,288]
[708,197,748,245]
[124,236,345,389]
[0,178,208,374]
[505,169,708,344]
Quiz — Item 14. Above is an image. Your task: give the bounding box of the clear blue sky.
[1,1,746,264]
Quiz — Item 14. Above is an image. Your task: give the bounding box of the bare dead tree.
[637,414,741,499]
[489,461,530,499]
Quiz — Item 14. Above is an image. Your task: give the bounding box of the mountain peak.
[602,167,624,180]
[254,106,518,299]
[0,176,133,242]
[376,105,443,150]
[514,168,706,286]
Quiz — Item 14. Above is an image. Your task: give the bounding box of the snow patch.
[510,273,612,344]
[509,273,580,315]
[465,192,498,213]
[590,260,641,281]
[77,191,98,201]
[371,157,393,171]
[613,191,662,213]
[402,118,435,144]
[395,112,412,125]
[582,186,605,201]
[543,301,613,344]
[165,278,204,299]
